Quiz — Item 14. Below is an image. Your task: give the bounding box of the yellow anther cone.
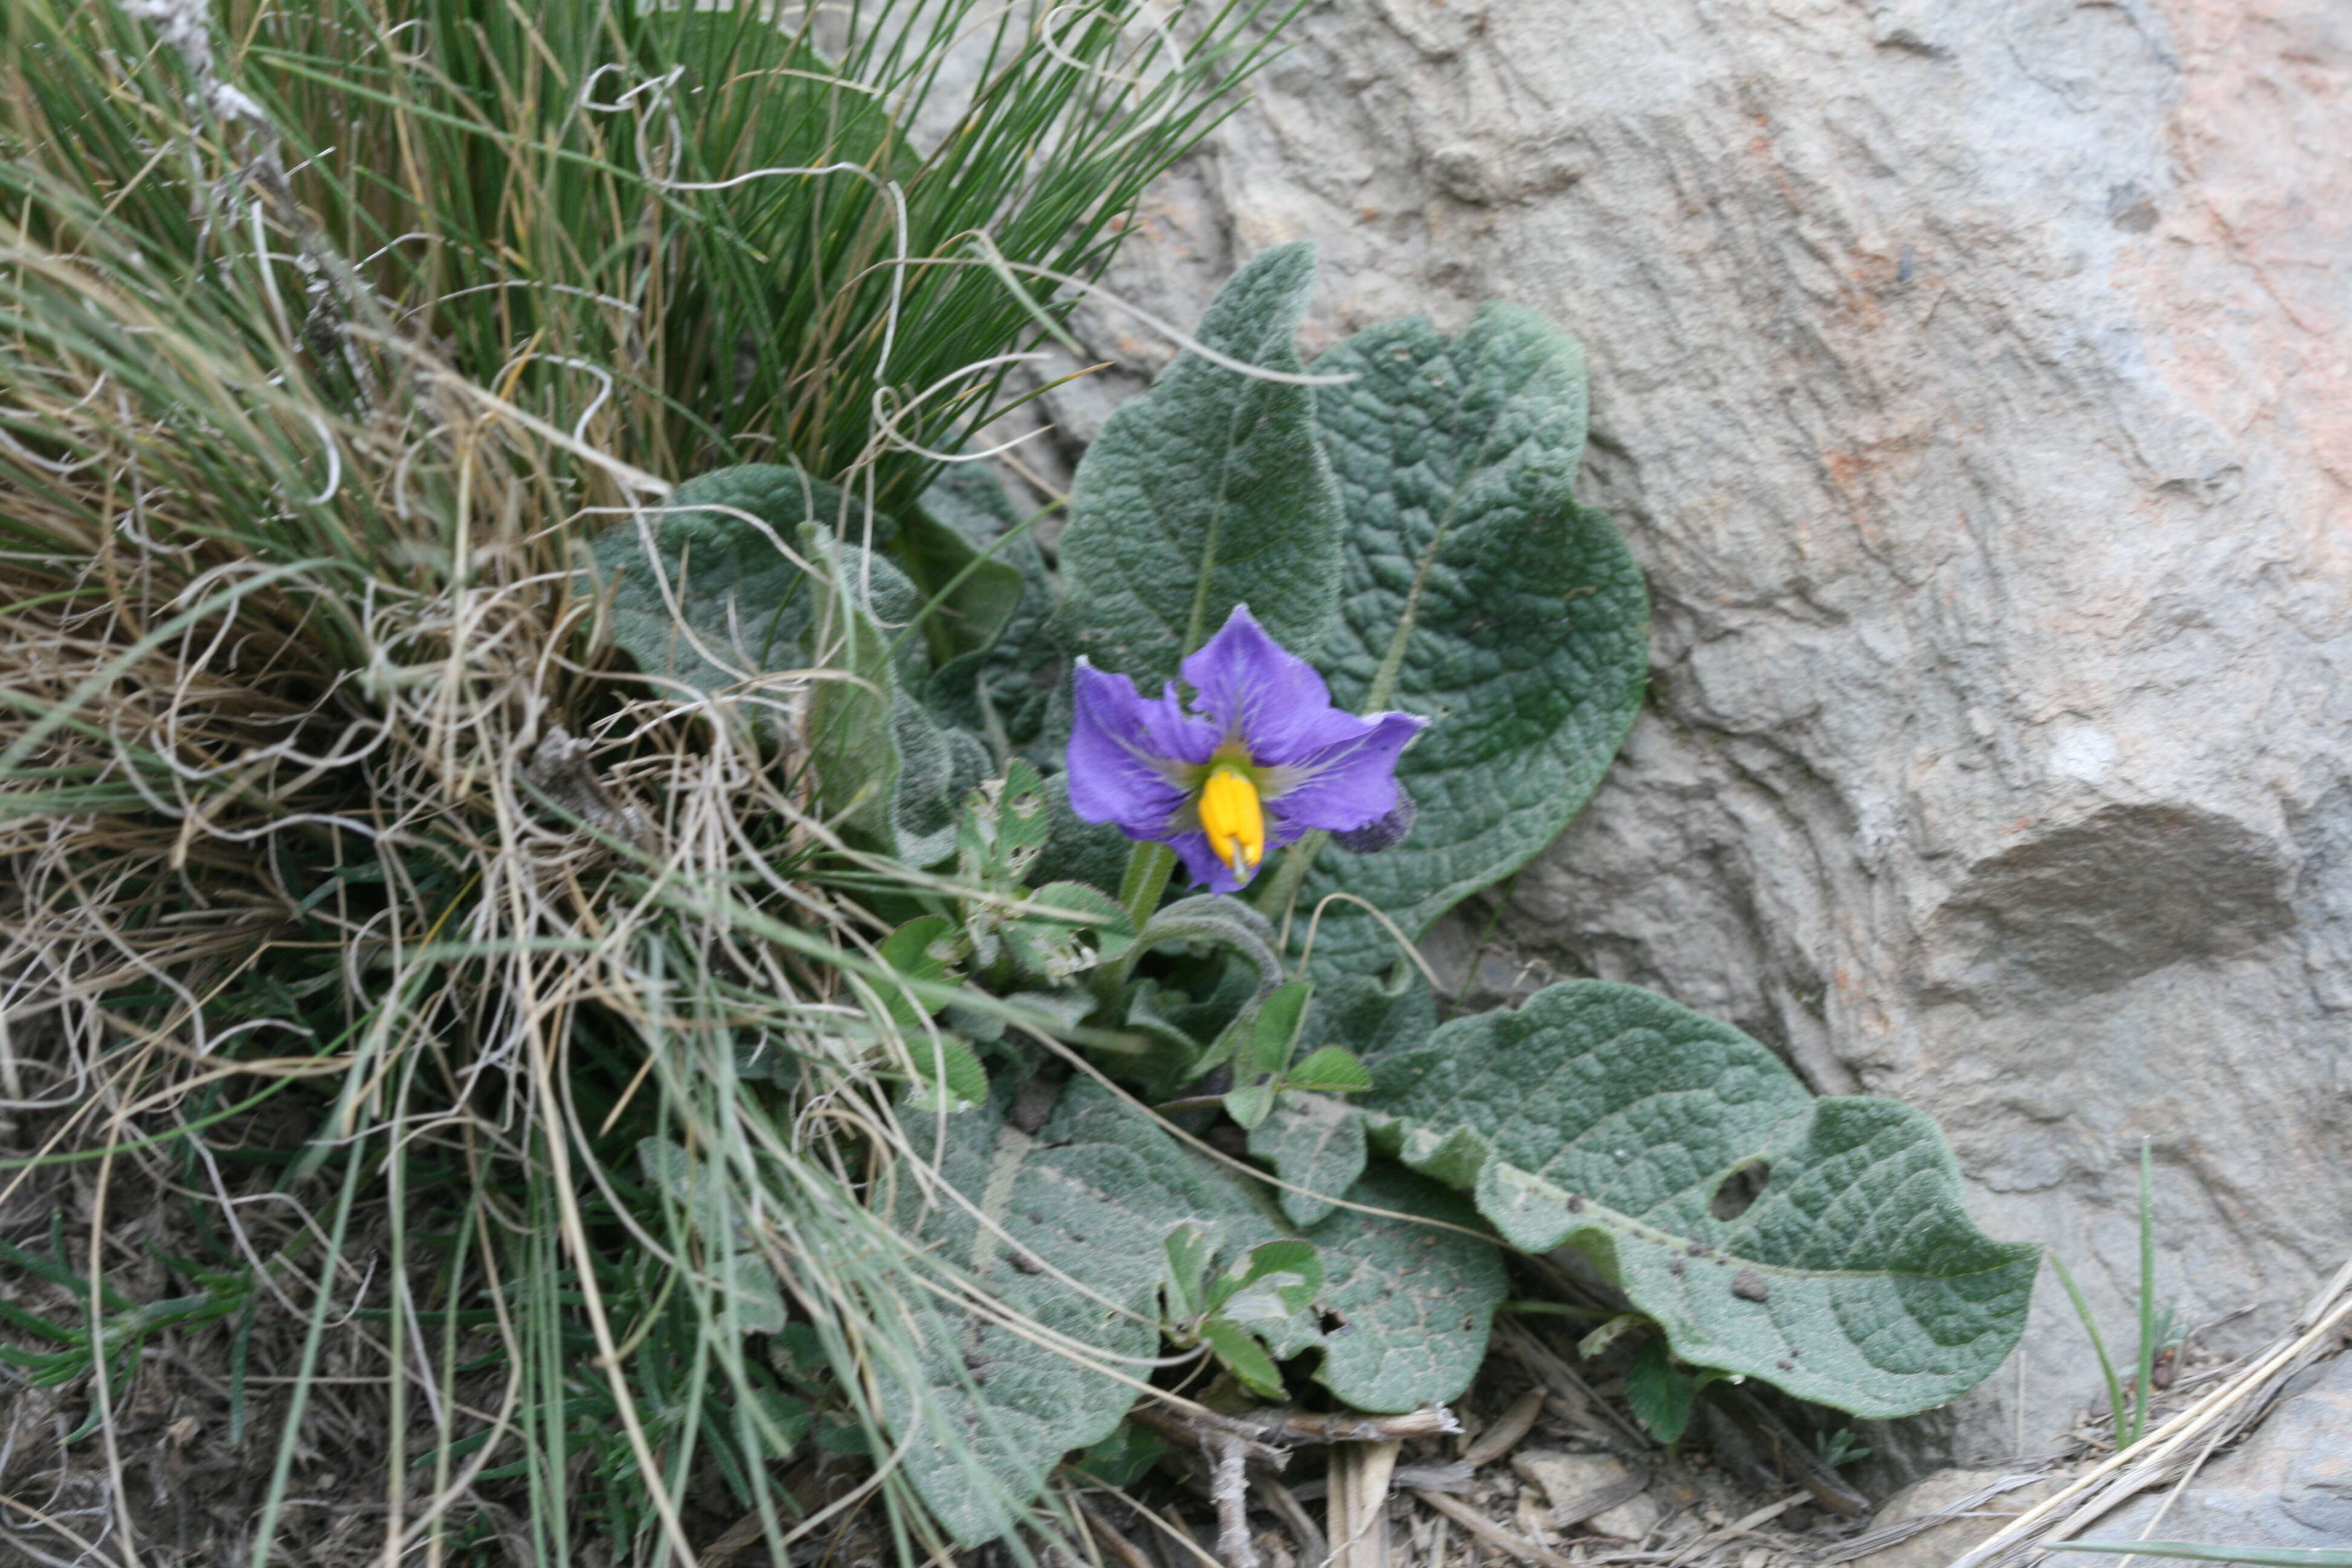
[1199,765,1265,880]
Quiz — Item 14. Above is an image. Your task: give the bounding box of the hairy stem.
[1210,1434,1256,1568]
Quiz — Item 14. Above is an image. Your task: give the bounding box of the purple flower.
[1065,606,1426,893]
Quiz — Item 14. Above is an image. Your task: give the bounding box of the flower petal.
[1180,604,1347,763]
[1065,660,1217,837]
[1261,710,1426,833]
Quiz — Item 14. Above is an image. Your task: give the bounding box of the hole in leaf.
[1318,1308,1347,1334]
[1709,1159,1771,1221]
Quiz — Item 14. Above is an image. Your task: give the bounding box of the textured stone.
[2061,1353,2352,1563]
[1028,0,2352,1471]
[1840,1469,2066,1568]
[1511,1449,1659,1538]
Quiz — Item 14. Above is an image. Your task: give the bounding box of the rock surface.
[2061,1352,2352,1564]
[1511,1449,1659,1540]
[1839,1469,2066,1568]
[1031,0,2352,1470]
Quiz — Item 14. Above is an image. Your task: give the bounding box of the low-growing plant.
[1,0,2042,1560]
[590,240,2045,1544]
[2050,1142,2180,1452]
[0,0,1302,1562]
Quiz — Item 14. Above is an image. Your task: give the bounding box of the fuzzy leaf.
[1299,306,1648,975]
[588,464,860,701]
[915,463,1057,744]
[1362,981,2041,1418]
[1055,243,1345,688]
[586,468,985,864]
[1198,1315,1287,1399]
[1136,895,1287,996]
[1624,1338,1697,1444]
[805,529,988,865]
[1288,1046,1373,1093]
[1292,1163,1506,1412]
[884,1102,1189,1543]
[1249,1092,1368,1228]
[1036,1084,1500,1412]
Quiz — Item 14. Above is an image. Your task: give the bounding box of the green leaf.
[588,464,865,701]
[1624,1338,1698,1444]
[1302,963,1437,1061]
[804,528,988,866]
[1067,1420,1168,1489]
[896,495,1027,670]
[1248,1091,1368,1228]
[1576,1312,1649,1361]
[991,881,1134,987]
[1027,772,1134,900]
[883,1102,1185,1543]
[1093,979,1213,1100]
[956,760,1054,896]
[1210,1239,1323,1324]
[636,1139,788,1336]
[915,464,1057,745]
[906,1035,990,1114]
[1290,1163,1506,1413]
[1299,306,1649,974]
[1362,981,2041,1418]
[877,915,957,1031]
[1223,1083,1276,1131]
[1040,1080,1293,1264]
[1163,1224,1217,1320]
[1055,243,1346,689]
[1137,895,1287,997]
[1287,1046,1373,1094]
[586,467,987,865]
[1246,981,1313,1077]
[1036,1082,1503,1413]
[1198,1315,1287,1399]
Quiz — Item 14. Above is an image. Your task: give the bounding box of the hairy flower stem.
[1117,840,1177,936]
[1250,829,1324,941]
[1093,840,1178,1011]
[1209,1434,1257,1568]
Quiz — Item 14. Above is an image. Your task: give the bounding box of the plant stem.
[2135,1140,2157,1446]
[2048,1250,2129,1448]
[1118,840,1176,935]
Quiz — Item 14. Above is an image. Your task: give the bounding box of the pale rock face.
[1032,0,2352,1469]
[2065,1353,2352,1561]
[1841,1470,2066,1568]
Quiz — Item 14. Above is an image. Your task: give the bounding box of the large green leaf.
[803,529,988,865]
[1055,242,1345,688]
[587,465,985,863]
[1298,1163,1506,1413]
[1363,981,2039,1418]
[1299,305,1648,974]
[883,1100,1186,1544]
[1050,1082,1500,1413]
[1249,1091,1366,1227]
[588,464,863,701]
[913,463,1056,745]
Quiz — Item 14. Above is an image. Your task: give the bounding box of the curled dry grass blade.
[0,0,1291,1562]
